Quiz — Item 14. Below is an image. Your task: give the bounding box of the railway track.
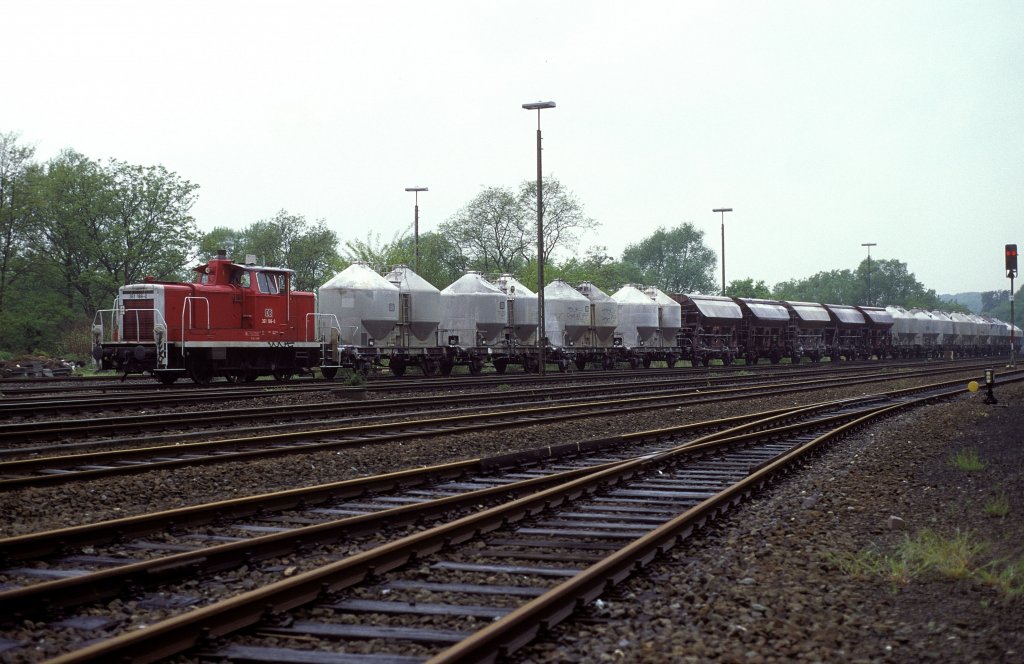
[0,360,982,449]
[0,357,974,416]
[4,373,1010,663]
[0,363,999,488]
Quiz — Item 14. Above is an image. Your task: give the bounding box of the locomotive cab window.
[230,270,251,288]
[256,270,284,295]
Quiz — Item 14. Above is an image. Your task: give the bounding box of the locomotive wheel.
[156,372,178,386]
[493,359,508,374]
[186,357,214,385]
[320,367,338,380]
[575,359,588,371]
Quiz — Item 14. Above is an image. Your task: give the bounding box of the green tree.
[439,177,597,278]
[541,246,642,293]
[0,132,36,316]
[101,159,200,286]
[773,269,860,304]
[725,277,772,299]
[621,223,717,294]
[203,210,342,292]
[342,230,407,273]
[439,186,528,274]
[518,176,599,264]
[26,150,112,315]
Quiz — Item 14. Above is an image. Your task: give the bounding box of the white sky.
[4,1,1022,294]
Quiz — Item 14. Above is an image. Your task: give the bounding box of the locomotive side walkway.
[517,382,1024,662]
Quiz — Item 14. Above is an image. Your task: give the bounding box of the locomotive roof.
[194,259,295,274]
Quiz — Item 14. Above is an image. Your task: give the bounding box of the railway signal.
[1007,244,1017,368]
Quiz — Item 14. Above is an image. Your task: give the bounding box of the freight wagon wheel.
[320,367,338,380]
[642,357,652,369]
[468,358,484,375]
[602,356,615,370]
[701,355,711,367]
[389,360,407,377]
[666,354,679,368]
[493,359,508,374]
[439,360,454,376]
[575,359,587,371]
[422,359,440,377]
[273,370,294,382]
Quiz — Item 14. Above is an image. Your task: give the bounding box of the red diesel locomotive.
[93,250,325,384]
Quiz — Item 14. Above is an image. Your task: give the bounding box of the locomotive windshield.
[257,271,285,294]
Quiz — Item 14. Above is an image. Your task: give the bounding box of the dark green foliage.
[621,223,717,294]
[199,210,342,292]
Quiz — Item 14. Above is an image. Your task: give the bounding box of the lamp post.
[523,100,555,375]
[404,187,428,271]
[713,208,733,295]
[861,242,876,306]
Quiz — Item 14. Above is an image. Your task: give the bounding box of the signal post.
[1007,244,1017,368]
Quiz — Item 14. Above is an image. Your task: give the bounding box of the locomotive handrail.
[304,312,342,343]
[306,313,343,366]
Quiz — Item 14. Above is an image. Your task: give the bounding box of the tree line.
[0,131,983,359]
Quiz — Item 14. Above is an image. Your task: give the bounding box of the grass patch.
[831,529,986,583]
[984,492,1010,517]
[978,559,1024,596]
[948,447,987,471]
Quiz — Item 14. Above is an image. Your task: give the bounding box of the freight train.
[94,252,1021,383]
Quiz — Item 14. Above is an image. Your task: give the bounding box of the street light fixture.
[523,100,555,375]
[404,187,428,271]
[862,242,877,306]
[713,208,733,295]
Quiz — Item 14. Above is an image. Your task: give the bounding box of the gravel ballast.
[1,369,1021,663]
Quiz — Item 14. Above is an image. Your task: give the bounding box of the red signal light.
[1007,244,1018,276]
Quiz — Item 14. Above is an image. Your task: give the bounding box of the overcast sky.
[5,1,1022,295]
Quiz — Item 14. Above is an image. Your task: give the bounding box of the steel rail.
[38,375,1014,664]
[0,401,868,616]
[0,361,907,443]
[425,377,1014,663]
[0,362,979,458]
[0,365,995,489]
